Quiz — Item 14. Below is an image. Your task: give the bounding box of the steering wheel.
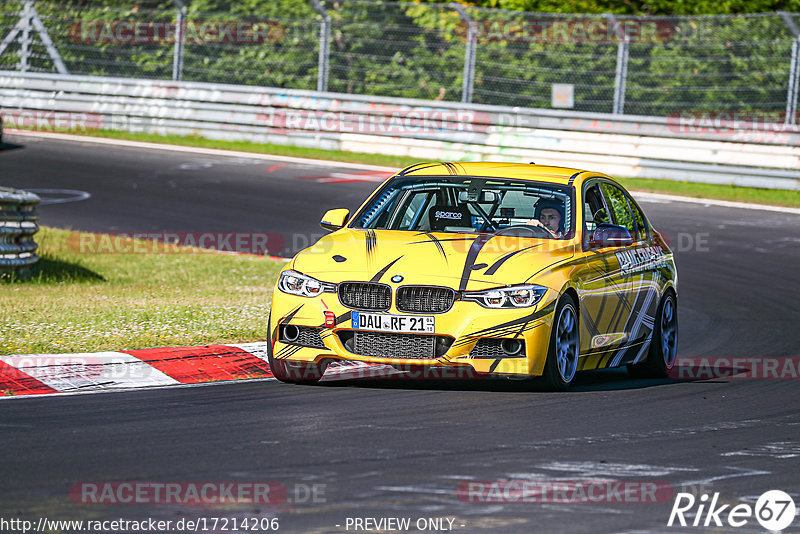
[494,224,552,238]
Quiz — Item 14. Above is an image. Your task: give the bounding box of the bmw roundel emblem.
[391,274,404,283]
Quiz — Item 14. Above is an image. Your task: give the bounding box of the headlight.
[278,270,336,297]
[462,285,547,309]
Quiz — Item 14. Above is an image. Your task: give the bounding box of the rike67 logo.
[668,490,796,531]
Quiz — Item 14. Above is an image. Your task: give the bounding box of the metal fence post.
[788,38,800,125]
[451,3,476,104]
[613,40,630,114]
[607,14,629,115]
[310,0,330,92]
[779,12,800,125]
[29,2,68,74]
[18,0,32,72]
[171,0,186,81]
[0,0,68,74]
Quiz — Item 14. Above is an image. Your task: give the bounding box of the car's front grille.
[280,326,326,349]
[338,282,391,311]
[355,331,434,359]
[337,330,454,360]
[469,338,526,358]
[396,286,456,313]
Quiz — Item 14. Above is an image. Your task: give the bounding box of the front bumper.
[269,289,558,378]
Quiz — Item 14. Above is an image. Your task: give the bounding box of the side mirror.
[589,223,633,248]
[320,208,350,231]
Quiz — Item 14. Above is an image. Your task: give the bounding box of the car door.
[596,182,661,367]
[574,180,634,369]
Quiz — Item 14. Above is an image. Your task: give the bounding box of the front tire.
[628,290,678,379]
[267,314,327,385]
[541,294,580,391]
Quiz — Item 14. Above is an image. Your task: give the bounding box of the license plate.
[352,312,434,334]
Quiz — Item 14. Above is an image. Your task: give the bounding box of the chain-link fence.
[464,8,620,112]
[0,1,177,78]
[625,13,797,116]
[0,0,322,89]
[327,1,464,101]
[1,0,799,121]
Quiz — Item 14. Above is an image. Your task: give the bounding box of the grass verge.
[0,227,285,355]
[616,177,799,208]
[71,129,421,169]
[16,128,799,209]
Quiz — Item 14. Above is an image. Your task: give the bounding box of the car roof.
[398,162,618,187]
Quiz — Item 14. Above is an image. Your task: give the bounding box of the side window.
[396,192,431,230]
[600,183,636,238]
[364,189,402,229]
[583,184,610,234]
[627,197,649,241]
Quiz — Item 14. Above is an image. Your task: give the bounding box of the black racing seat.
[428,204,472,232]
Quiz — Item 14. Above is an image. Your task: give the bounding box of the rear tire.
[541,294,580,391]
[267,314,327,385]
[627,290,678,379]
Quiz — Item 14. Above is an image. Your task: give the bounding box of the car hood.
[291,229,576,291]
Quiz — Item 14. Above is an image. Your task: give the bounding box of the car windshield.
[351,176,574,239]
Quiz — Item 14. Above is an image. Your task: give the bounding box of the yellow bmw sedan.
[267,162,677,390]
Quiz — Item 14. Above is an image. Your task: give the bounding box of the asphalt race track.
[2,133,800,533]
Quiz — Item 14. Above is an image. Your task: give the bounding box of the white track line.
[633,191,800,215]
[9,130,800,214]
[7,130,396,172]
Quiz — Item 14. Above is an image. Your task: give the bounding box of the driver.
[526,199,565,238]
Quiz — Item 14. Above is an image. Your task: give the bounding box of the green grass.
[0,227,285,355]
[36,128,798,209]
[80,129,422,169]
[617,177,800,208]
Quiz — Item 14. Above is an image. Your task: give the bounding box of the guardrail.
[2,2,800,119]
[0,186,40,271]
[1,71,798,190]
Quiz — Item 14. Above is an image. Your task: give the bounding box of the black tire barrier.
[0,186,40,270]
